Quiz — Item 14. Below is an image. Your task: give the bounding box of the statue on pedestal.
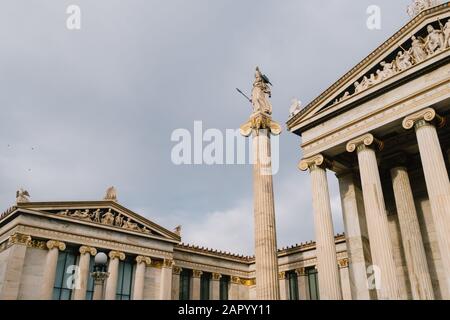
[251,67,273,115]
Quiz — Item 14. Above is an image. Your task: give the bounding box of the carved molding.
[338,258,350,268]
[295,267,306,276]
[28,239,47,250]
[109,250,126,261]
[79,246,97,256]
[298,154,333,171]
[212,273,222,281]
[192,270,203,278]
[15,225,172,259]
[278,271,286,280]
[136,255,152,266]
[346,133,384,153]
[162,258,173,268]
[231,276,241,284]
[8,233,31,246]
[240,278,255,286]
[46,240,66,251]
[301,79,450,158]
[172,266,182,275]
[402,107,446,129]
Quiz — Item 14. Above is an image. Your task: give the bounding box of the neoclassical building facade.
[289,3,450,300]
[2,2,450,301]
[0,198,350,300]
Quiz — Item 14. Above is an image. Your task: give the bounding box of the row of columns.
[300,107,450,300]
[278,261,350,300]
[39,240,173,300]
[171,268,242,300]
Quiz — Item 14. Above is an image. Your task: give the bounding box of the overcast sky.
[0,0,414,255]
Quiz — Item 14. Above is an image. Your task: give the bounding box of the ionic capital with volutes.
[108,250,126,261]
[298,154,332,171]
[402,108,446,130]
[79,246,97,256]
[46,240,66,251]
[136,255,152,266]
[346,133,384,153]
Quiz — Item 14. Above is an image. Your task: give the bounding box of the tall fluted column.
[171,266,182,300]
[104,251,125,300]
[336,172,373,300]
[390,160,434,300]
[73,246,97,300]
[133,256,151,300]
[240,112,281,300]
[159,259,173,300]
[191,270,202,300]
[211,273,221,300]
[299,154,342,300]
[347,134,401,300]
[41,240,66,300]
[403,108,450,298]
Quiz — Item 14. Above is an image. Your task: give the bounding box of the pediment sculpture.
[55,207,152,234]
[330,18,450,107]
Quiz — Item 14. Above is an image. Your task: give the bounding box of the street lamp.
[90,252,109,300]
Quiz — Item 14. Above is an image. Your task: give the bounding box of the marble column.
[191,270,202,300]
[0,233,31,300]
[104,251,125,300]
[211,273,221,300]
[338,259,352,300]
[171,266,182,300]
[295,268,309,300]
[278,272,289,300]
[337,172,373,300]
[403,108,450,298]
[41,240,66,300]
[133,256,151,300]
[299,154,342,300]
[229,276,240,300]
[73,246,97,300]
[159,259,173,300]
[390,161,434,300]
[346,134,401,300]
[240,112,281,300]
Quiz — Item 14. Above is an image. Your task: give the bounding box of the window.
[179,269,192,300]
[219,275,230,300]
[52,249,77,300]
[200,272,211,300]
[116,259,134,300]
[85,255,95,300]
[287,271,299,300]
[307,267,320,300]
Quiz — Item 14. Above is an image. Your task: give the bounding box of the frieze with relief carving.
[53,208,153,235]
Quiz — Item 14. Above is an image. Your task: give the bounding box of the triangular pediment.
[287,3,450,133]
[9,201,180,242]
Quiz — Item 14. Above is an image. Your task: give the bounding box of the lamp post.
[90,252,109,300]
